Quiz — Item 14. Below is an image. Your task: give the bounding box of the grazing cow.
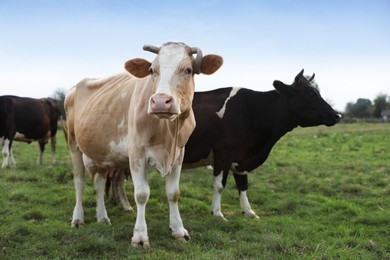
[0,96,61,168]
[110,69,340,220]
[64,42,223,247]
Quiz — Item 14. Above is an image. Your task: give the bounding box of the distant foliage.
[51,88,67,119]
[344,93,390,119]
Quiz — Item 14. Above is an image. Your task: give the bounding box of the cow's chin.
[150,112,179,121]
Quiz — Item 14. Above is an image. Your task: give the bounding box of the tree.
[373,93,390,118]
[345,98,373,118]
[51,88,67,119]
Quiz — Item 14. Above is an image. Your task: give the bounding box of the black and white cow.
[0,95,61,168]
[182,69,341,219]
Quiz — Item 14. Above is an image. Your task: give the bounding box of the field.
[0,123,389,259]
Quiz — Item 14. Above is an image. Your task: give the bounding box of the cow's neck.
[235,91,298,172]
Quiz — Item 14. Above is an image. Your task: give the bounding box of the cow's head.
[125,42,223,120]
[273,69,341,127]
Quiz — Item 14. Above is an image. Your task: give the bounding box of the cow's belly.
[13,131,50,143]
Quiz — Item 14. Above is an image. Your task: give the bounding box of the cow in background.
[0,96,61,168]
[110,69,341,220]
[65,42,223,247]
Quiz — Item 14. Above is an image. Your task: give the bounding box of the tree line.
[344,93,390,119]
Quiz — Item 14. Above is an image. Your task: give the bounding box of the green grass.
[0,123,389,259]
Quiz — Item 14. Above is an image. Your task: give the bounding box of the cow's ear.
[200,55,223,75]
[273,80,295,96]
[125,58,151,78]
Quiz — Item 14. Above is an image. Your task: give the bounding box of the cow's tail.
[61,117,69,147]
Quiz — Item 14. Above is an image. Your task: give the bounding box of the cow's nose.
[150,93,173,113]
[335,113,342,122]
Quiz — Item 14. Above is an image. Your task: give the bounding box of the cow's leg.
[9,148,16,167]
[165,162,190,241]
[70,141,85,227]
[50,135,56,164]
[95,174,111,224]
[233,173,259,218]
[112,171,133,212]
[130,161,150,247]
[1,138,12,168]
[37,140,45,165]
[211,171,227,220]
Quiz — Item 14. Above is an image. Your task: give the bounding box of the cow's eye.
[185,68,192,75]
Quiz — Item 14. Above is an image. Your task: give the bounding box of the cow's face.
[273,69,341,127]
[125,42,223,120]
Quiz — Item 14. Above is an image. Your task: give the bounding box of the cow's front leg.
[95,174,111,224]
[1,138,11,168]
[165,163,190,241]
[131,164,150,248]
[233,173,259,219]
[211,171,228,221]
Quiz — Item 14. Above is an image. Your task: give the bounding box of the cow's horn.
[309,73,315,82]
[143,45,159,54]
[295,69,304,82]
[191,47,203,74]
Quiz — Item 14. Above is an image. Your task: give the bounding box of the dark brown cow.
[0,96,61,168]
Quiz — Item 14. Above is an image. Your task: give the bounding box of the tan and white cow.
[64,42,223,247]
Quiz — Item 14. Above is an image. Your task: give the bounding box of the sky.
[0,0,389,112]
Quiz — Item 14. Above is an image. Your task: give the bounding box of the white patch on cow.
[212,172,227,220]
[117,118,125,129]
[107,137,128,161]
[2,139,11,168]
[231,163,248,175]
[156,44,186,96]
[216,87,241,119]
[239,191,259,218]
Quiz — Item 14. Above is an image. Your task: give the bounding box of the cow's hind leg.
[37,140,45,165]
[112,171,133,212]
[95,174,111,224]
[70,144,85,227]
[50,135,56,164]
[233,173,259,219]
[165,163,190,241]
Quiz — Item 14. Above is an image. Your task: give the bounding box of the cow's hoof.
[211,211,228,221]
[172,227,190,242]
[242,210,260,219]
[132,233,150,248]
[175,234,191,242]
[98,217,111,225]
[131,239,150,248]
[122,205,134,213]
[71,219,85,228]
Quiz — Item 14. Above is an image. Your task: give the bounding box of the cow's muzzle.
[148,93,179,119]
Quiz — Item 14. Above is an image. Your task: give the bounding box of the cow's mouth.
[150,112,178,120]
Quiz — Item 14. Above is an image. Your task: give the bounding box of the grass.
[0,123,389,259]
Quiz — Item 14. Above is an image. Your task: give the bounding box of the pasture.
[0,123,389,259]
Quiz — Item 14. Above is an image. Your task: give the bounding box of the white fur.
[216,87,240,118]
[156,44,186,96]
[239,191,259,218]
[211,172,226,220]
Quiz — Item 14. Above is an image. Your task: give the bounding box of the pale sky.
[0,0,389,111]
